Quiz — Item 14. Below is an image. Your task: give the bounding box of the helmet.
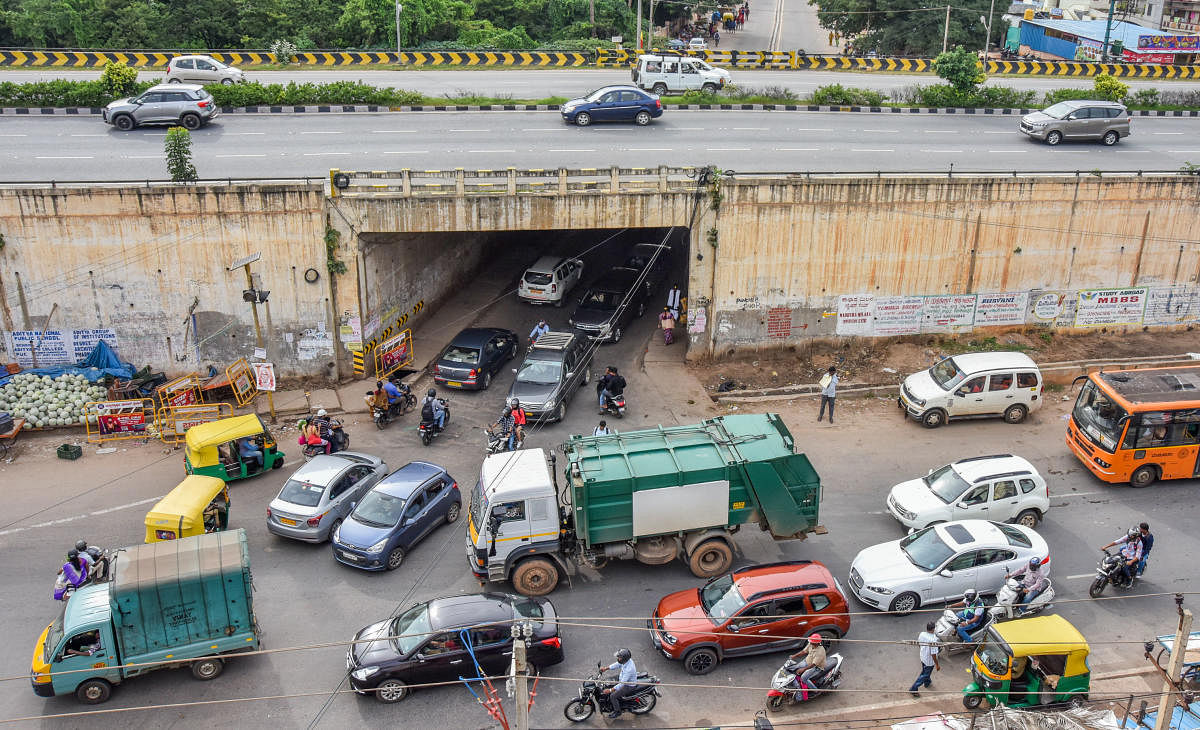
[75,540,88,552]
[1029,557,1042,569]
[427,388,436,398]
[614,648,632,663]
[963,589,978,603]
[316,409,327,417]
[67,549,79,560]
[1128,527,1140,540]
[508,397,520,408]
[376,380,383,389]
[807,634,823,646]
[503,408,513,417]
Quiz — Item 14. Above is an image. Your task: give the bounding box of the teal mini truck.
[31,529,260,704]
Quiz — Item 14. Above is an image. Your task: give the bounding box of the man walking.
[817,365,838,423]
[909,621,940,697]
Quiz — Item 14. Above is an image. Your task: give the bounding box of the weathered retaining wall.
[688,175,1200,358]
[0,183,330,377]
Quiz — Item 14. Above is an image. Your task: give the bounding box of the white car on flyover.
[885,454,1050,531]
[847,520,1048,614]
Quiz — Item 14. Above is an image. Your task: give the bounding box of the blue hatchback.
[331,462,460,571]
[560,85,663,127]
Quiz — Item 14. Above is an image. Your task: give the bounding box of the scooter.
[419,399,450,446]
[765,654,844,711]
[302,418,349,460]
[599,392,626,419]
[52,569,91,602]
[990,576,1055,620]
[933,609,994,653]
[1089,548,1138,598]
[563,665,661,722]
[484,426,524,454]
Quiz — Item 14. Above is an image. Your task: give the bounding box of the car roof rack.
[531,332,575,351]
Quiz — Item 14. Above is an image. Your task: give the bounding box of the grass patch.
[937,336,1033,354]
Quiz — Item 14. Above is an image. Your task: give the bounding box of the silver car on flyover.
[267,452,388,542]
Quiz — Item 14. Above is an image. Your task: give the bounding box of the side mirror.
[957,501,969,509]
[566,371,575,379]
[954,391,965,397]
[512,368,518,374]
[940,569,953,578]
[728,622,743,632]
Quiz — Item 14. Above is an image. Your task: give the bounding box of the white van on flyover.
[631,53,731,95]
[898,351,1043,428]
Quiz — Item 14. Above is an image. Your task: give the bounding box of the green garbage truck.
[31,529,260,704]
[467,413,823,596]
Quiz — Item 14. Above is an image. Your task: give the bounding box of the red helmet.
[808,634,823,646]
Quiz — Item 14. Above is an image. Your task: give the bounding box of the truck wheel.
[512,558,559,596]
[191,657,224,680]
[688,540,733,578]
[683,647,719,675]
[75,678,112,704]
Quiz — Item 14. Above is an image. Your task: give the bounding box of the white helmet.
[316,409,327,417]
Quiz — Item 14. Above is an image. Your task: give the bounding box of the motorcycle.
[484,426,524,455]
[563,664,661,722]
[765,654,844,711]
[419,399,450,446]
[1089,548,1137,598]
[375,380,417,430]
[990,576,1055,620]
[303,417,349,461]
[933,609,994,653]
[79,545,112,583]
[599,392,626,419]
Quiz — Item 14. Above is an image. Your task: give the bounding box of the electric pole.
[982,0,996,60]
[636,0,643,49]
[1101,0,1117,61]
[512,622,532,730]
[395,1,402,56]
[943,5,951,53]
[1154,596,1193,730]
[229,254,276,422]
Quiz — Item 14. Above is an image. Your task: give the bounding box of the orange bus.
[1066,365,1200,488]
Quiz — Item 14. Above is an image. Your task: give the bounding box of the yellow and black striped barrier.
[351,348,366,376]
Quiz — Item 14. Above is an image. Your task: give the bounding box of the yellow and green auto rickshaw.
[183,414,284,482]
[963,614,1091,710]
[145,475,231,542]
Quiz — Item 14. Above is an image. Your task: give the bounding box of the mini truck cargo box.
[468,413,822,596]
[31,529,259,703]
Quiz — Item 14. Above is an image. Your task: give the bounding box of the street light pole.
[636,0,643,49]
[982,0,996,60]
[241,263,276,422]
[395,1,402,57]
[943,4,951,53]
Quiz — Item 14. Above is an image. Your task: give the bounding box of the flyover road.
[1,111,1199,182]
[3,68,1198,98]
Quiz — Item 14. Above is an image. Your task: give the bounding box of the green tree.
[1093,73,1128,102]
[100,60,138,98]
[164,127,197,182]
[934,45,985,93]
[809,0,1001,56]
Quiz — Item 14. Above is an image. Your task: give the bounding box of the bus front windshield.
[1072,380,1128,452]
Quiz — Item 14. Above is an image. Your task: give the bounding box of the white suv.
[886,454,1049,531]
[899,351,1043,428]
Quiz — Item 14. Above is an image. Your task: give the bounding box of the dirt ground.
[693,329,1200,393]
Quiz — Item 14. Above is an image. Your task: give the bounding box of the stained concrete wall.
[0,183,330,377]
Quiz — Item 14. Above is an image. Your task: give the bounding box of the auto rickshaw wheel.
[963,694,984,710]
[271,456,283,469]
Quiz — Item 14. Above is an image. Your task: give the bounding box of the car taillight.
[196,100,211,108]
[435,364,441,375]
[540,637,561,649]
[469,369,477,378]
[266,508,272,518]
[307,513,325,527]
[451,481,459,491]
[656,99,662,109]
[551,284,557,293]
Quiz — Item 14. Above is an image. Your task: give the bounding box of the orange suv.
[648,560,850,675]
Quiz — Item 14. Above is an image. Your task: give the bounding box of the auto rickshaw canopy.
[990,614,1090,675]
[184,414,268,467]
[145,475,229,542]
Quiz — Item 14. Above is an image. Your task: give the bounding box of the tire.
[1102,130,1119,146]
[445,502,461,524]
[421,430,432,446]
[575,112,592,127]
[635,110,652,126]
[221,78,234,85]
[1003,404,1028,424]
[271,456,283,469]
[191,657,224,680]
[481,371,491,389]
[1130,465,1157,489]
[889,592,920,615]
[611,326,623,343]
[652,83,668,95]
[113,114,135,131]
[1016,510,1040,529]
[180,113,202,130]
[326,519,342,543]
[688,539,733,578]
[921,409,946,429]
[814,628,840,649]
[385,547,406,571]
[556,403,567,422]
[702,83,719,93]
[629,692,657,714]
[1088,576,1107,598]
[75,678,112,704]
[963,694,984,710]
[374,678,409,703]
[767,694,786,712]
[167,78,182,83]
[683,647,719,675]
[1046,130,1062,146]
[375,414,386,430]
[512,557,559,596]
[564,698,594,722]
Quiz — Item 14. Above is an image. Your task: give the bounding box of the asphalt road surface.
[0,236,1195,728]
[1,111,1198,182]
[4,68,1198,99]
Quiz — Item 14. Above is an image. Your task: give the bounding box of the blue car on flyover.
[331,461,461,571]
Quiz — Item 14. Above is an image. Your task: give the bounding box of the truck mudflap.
[741,455,821,538]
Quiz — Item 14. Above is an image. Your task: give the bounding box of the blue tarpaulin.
[0,340,135,387]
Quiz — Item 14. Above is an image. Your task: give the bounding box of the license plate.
[525,410,533,417]
[279,518,298,526]
[339,550,361,562]
[447,381,462,387]
[529,289,543,294]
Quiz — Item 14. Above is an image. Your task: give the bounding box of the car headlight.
[1027,122,1047,128]
[543,397,557,410]
[599,323,611,335]
[662,632,677,645]
[351,666,380,681]
[368,538,388,553]
[864,585,894,595]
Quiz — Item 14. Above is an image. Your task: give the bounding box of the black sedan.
[433,327,518,390]
[346,593,565,703]
[560,85,664,127]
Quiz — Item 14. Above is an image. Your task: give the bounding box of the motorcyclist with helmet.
[1101,527,1143,587]
[787,634,828,700]
[74,540,108,581]
[422,388,447,431]
[1007,557,1051,614]
[382,378,407,416]
[602,648,638,718]
[489,408,517,451]
[948,589,987,642]
[507,397,527,449]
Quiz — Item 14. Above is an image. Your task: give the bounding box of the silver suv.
[103,84,219,131]
[165,54,244,85]
[1019,100,1130,146]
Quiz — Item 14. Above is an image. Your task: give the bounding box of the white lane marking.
[548,148,595,152]
[227,132,266,135]
[1066,573,1097,580]
[448,129,490,132]
[36,155,95,159]
[522,128,563,132]
[1055,491,1108,499]
[370,130,418,133]
[0,495,163,537]
[69,133,106,137]
[1153,132,1185,135]
[1175,150,1200,153]
[216,154,267,158]
[383,150,429,154]
[125,155,164,159]
[303,152,351,156]
[300,131,343,135]
[627,147,673,151]
[850,148,895,152]
[466,149,516,153]
[776,147,819,151]
[706,147,751,151]
[0,133,28,137]
[924,130,959,133]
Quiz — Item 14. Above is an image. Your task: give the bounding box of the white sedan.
[847,520,1048,614]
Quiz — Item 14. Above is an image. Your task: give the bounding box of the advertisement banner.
[227,358,258,407]
[1144,286,1200,326]
[84,398,151,443]
[1031,292,1069,322]
[975,292,1030,326]
[3,328,118,368]
[374,329,414,377]
[156,374,201,409]
[154,402,234,444]
[921,295,977,333]
[873,296,925,336]
[1138,34,1200,51]
[835,295,874,336]
[1074,288,1147,327]
[252,362,277,392]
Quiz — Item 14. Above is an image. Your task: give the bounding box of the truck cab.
[32,585,122,702]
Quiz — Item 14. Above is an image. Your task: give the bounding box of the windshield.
[977,636,1012,676]
[699,574,747,621]
[1071,380,1127,452]
[469,480,486,535]
[441,346,481,365]
[278,479,326,507]
[352,490,406,528]
[390,603,433,656]
[44,608,66,664]
[924,464,970,503]
[524,271,553,285]
[929,358,966,390]
[580,290,620,310]
[899,527,955,572]
[516,359,562,385]
[1041,102,1076,119]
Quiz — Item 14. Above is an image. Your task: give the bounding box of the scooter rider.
[61,549,91,590]
[1135,522,1153,576]
[1101,527,1143,586]
[422,388,447,431]
[787,634,828,700]
[508,397,527,448]
[602,648,638,718]
[1007,557,1050,614]
[490,408,517,451]
[950,589,987,642]
[382,378,406,416]
[529,319,550,346]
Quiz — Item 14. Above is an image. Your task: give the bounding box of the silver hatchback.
[103,83,219,131]
[165,54,244,85]
[267,452,388,542]
[1019,100,1130,146]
